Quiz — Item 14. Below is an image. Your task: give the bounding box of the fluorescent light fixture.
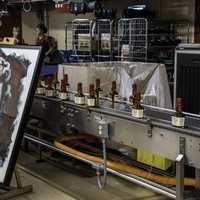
[128,5,146,11]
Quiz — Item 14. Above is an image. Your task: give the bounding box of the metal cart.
[94,19,114,62]
[66,19,94,62]
[117,18,148,62]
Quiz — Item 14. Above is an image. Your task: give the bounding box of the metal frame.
[29,96,200,199]
[0,167,33,200]
[70,19,94,62]
[95,19,114,62]
[0,45,43,186]
[174,44,200,112]
[117,18,148,62]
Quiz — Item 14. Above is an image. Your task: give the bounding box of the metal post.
[176,137,185,200]
[43,8,49,32]
[15,168,22,188]
[195,168,200,189]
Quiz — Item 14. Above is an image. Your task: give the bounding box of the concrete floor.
[11,169,75,200]
[12,151,170,200]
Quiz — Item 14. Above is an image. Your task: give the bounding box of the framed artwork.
[0,45,43,186]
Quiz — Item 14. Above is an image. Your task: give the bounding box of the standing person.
[35,23,63,64]
[12,26,25,45]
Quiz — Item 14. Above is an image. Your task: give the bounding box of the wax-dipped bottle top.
[74,82,85,105]
[129,83,137,104]
[111,81,118,108]
[36,77,45,95]
[95,78,103,97]
[172,98,185,128]
[87,84,96,107]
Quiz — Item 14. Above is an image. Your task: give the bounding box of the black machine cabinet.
[174,44,200,114]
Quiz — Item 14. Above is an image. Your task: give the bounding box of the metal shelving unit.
[68,19,94,62]
[117,18,148,62]
[95,19,114,62]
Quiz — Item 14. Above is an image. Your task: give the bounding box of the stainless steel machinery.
[25,62,200,200]
[27,95,200,200]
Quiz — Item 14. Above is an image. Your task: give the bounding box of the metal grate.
[117,18,148,62]
[95,19,114,62]
[67,19,94,62]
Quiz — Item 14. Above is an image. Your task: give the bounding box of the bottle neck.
[61,81,66,92]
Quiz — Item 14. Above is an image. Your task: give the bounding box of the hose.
[54,135,196,187]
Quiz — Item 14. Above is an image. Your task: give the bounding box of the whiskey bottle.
[53,73,60,97]
[87,84,96,107]
[74,82,85,105]
[64,74,70,100]
[111,81,118,108]
[41,76,46,88]
[95,78,103,106]
[172,98,185,128]
[36,77,45,95]
[59,80,67,100]
[129,83,137,104]
[131,87,144,119]
[45,77,54,97]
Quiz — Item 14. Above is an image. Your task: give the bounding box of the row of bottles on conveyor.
[36,74,185,129]
[37,74,70,100]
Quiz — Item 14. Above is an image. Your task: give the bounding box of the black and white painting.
[0,45,42,185]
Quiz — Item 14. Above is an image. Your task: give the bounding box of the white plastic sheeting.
[58,61,172,109]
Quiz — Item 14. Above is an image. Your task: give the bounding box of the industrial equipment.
[24,61,200,200]
[174,44,200,115]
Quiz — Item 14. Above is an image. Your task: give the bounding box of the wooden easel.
[0,167,33,200]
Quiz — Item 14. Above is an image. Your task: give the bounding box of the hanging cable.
[22,0,32,13]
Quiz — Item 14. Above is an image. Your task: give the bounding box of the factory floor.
[12,151,170,200]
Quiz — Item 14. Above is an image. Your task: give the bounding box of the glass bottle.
[36,77,45,95]
[129,83,137,104]
[172,98,185,128]
[131,86,144,118]
[59,80,67,100]
[111,81,118,108]
[53,73,60,97]
[74,82,85,105]
[95,78,103,106]
[45,76,54,97]
[64,74,70,100]
[87,84,96,107]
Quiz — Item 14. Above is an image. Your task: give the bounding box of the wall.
[21,0,196,48]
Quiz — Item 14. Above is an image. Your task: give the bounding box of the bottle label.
[114,95,119,102]
[41,81,46,87]
[59,92,67,100]
[37,87,45,95]
[45,90,54,97]
[132,108,144,119]
[74,96,85,105]
[172,116,185,127]
[56,83,60,90]
[87,98,96,107]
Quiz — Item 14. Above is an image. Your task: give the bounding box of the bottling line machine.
[24,61,200,200]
